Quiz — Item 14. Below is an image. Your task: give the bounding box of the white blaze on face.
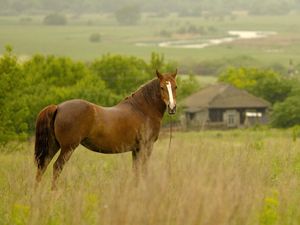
[166,81,175,109]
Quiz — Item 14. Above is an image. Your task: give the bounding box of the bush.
[271,95,300,128]
[90,54,151,96]
[0,48,180,144]
[43,13,67,25]
[89,33,101,43]
[115,5,141,25]
[159,29,172,37]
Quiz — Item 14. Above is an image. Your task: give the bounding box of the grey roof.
[181,83,270,112]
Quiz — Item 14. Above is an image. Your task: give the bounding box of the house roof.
[181,83,271,112]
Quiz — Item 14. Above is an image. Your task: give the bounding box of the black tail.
[34,105,58,169]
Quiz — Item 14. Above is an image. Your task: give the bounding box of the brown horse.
[34,70,177,189]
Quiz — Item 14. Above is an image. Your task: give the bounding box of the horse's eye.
[175,86,178,89]
[161,87,164,90]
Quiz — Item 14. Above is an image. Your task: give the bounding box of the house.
[181,83,271,130]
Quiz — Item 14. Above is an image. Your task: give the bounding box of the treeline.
[1,0,299,16]
[1,46,299,145]
[0,47,197,144]
[219,67,300,128]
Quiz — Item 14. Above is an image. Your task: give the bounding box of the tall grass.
[1,129,300,225]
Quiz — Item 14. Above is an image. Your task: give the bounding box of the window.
[187,112,195,120]
[209,109,223,122]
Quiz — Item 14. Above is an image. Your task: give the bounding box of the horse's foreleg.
[51,147,75,190]
[132,143,153,180]
[132,149,140,179]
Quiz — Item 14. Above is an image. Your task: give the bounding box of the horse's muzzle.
[168,105,176,115]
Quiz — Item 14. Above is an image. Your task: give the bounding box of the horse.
[34,70,177,189]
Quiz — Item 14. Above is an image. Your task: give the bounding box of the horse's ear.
[156,69,163,80]
[172,68,177,78]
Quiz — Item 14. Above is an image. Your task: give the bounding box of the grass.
[1,129,300,225]
[1,14,300,67]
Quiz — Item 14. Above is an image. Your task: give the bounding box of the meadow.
[1,129,300,225]
[1,13,300,68]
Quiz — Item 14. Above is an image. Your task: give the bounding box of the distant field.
[1,129,300,224]
[1,14,300,68]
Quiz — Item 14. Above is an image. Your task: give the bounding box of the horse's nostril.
[168,106,176,114]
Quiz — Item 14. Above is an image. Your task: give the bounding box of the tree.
[90,54,151,98]
[115,5,141,25]
[218,67,293,104]
[43,13,67,25]
[271,95,300,128]
[0,46,28,142]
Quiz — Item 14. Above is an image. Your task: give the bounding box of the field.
[1,14,300,68]
[1,129,300,225]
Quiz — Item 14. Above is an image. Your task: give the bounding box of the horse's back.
[54,99,95,147]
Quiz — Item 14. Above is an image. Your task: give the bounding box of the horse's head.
[156,69,177,115]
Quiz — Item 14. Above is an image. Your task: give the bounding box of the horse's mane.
[123,78,159,102]
[122,78,165,114]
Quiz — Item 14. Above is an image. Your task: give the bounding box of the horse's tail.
[34,105,58,170]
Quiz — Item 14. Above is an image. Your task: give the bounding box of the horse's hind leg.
[35,143,60,187]
[51,145,77,190]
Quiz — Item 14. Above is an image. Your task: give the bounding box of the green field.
[1,14,300,68]
[1,129,300,224]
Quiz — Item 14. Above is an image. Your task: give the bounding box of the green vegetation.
[0,48,198,144]
[1,129,300,224]
[218,67,300,127]
[272,96,300,128]
[89,33,101,43]
[1,14,300,74]
[115,5,141,25]
[219,67,294,104]
[43,13,67,26]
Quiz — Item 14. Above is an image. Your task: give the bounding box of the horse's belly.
[81,136,136,154]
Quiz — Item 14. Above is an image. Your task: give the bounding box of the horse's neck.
[123,81,166,119]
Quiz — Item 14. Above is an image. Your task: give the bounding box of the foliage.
[271,95,300,128]
[218,67,293,105]
[90,54,151,96]
[89,33,101,43]
[115,5,141,25]
[0,48,111,143]
[259,191,279,225]
[0,48,183,144]
[0,46,28,143]
[219,66,300,128]
[43,13,67,25]
[176,75,200,101]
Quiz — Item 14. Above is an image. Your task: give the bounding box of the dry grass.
[1,129,300,225]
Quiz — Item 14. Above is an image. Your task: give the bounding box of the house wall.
[183,110,209,130]
[183,107,269,130]
[244,108,269,127]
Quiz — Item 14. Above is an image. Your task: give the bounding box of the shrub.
[271,95,300,128]
[115,5,141,25]
[159,29,172,37]
[89,33,101,43]
[43,13,67,25]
